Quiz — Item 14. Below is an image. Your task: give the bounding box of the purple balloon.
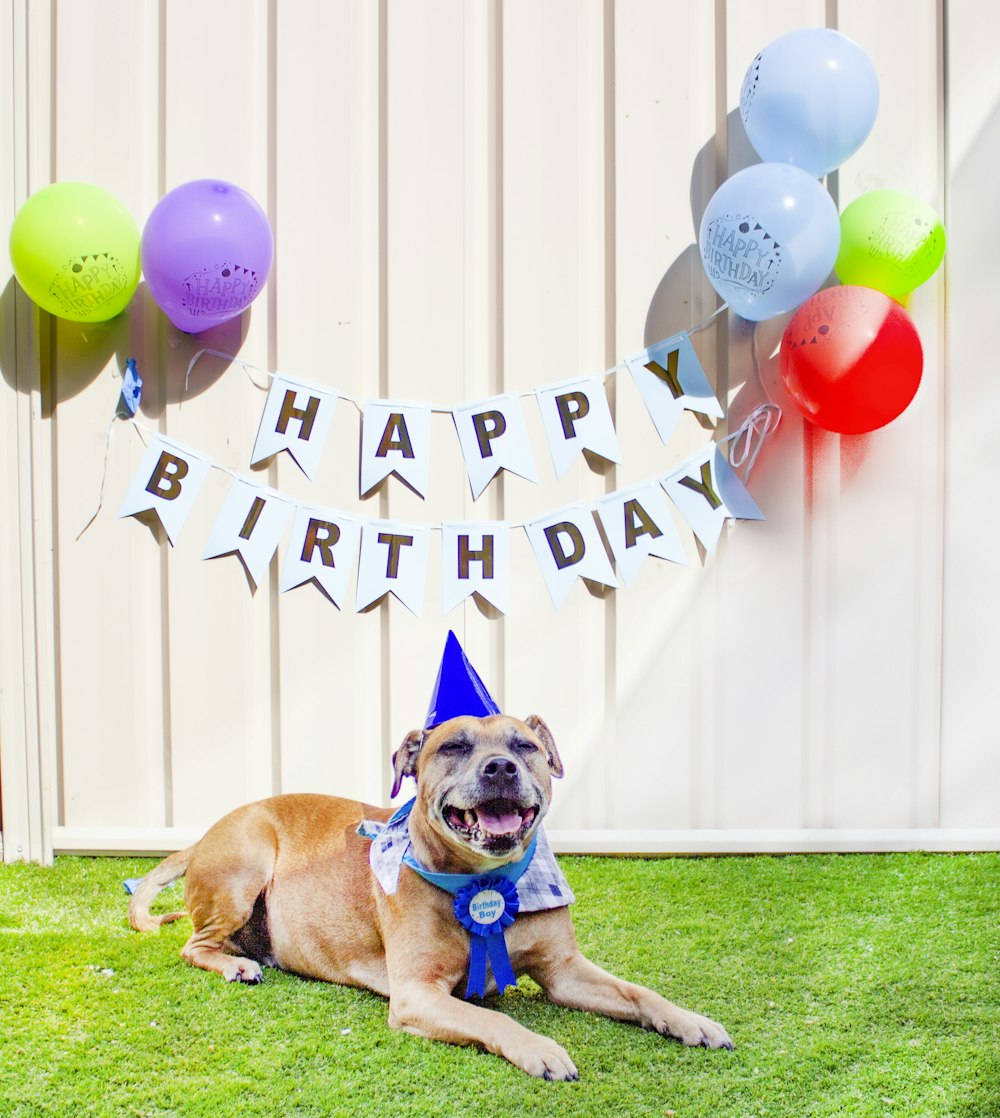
[141,179,273,333]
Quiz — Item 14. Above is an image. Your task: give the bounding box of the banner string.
[182,299,730,413]
[86,301,774,540]
[185,348,630,415]
[688,302,729,335]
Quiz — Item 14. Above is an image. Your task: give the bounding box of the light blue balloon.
[699,163,840,322]
[740,28,879,177]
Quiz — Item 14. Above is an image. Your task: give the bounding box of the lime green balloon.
[835,189,946,300]
[9,182,141,322]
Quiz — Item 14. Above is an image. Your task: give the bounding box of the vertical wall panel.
[270,0,387,805]
[940,2,1000,827]
[709,0,826,830]
[0,0,993,860]
[498,0,614,831]
[815,0,945,829]
[381,0,469,777]
[1,0,59,863]
[612,0,722,831]
[456,0,506,726]
[154,0,277,829]
[51,0,167,833]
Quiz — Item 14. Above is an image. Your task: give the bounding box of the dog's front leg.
[387,981,579,1081]
[528,933,733,1050]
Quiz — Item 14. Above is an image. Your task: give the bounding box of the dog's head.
[391,714,564,873]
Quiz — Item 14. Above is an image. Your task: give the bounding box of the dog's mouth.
[444,800,539,849]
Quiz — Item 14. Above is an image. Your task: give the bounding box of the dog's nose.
[482,756,519,779]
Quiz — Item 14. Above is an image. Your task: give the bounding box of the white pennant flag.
[355,519,430,616]
[661,443,765,556]
[535,376,622,478]
[596,482,688,587]
[452,393,539,499]
[250,373,338,479]
[624,333,724,445]
[441,521,511,615]
[202,477,294,588]
[118,433,212,545]
[523,504,617,610]
[280,505,361,607]
[360,400,433,497]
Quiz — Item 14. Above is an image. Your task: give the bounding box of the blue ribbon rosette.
[453,876,520,998]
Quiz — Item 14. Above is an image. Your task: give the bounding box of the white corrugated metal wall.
[1,0,996,863]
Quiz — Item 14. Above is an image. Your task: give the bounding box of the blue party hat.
[425,631,501,730]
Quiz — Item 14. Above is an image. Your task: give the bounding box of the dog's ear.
[391,730,424,798]
[524,715,564,778]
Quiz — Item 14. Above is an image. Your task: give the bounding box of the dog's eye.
[438,739,471,755]
[512,739,539,754]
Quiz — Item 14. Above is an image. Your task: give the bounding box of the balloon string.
[75,417,149,540]
[723,323,782,482]
[749,325,767,404]
[75,415,118,541]
[749,321,785,411]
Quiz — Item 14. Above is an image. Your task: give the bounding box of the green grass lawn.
[1,852,998,1118]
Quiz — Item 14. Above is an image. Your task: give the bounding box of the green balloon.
[9,182,141,322]
[835,189,945,300]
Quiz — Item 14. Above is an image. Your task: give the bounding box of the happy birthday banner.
[115,330,767,615]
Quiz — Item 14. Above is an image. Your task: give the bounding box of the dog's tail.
[128,847,194,932]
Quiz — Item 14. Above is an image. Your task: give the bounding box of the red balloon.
[779,285,923,434]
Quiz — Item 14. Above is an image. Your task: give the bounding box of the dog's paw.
[510,1035,580,1081]
[656,1008,733,1050]
[222,958,264,984]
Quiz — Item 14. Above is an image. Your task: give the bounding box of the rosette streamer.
[453,877,521,998]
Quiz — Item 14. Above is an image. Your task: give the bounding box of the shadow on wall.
[0,276,119,412]
[643,108,773,424]
[644,109,762,347]
[136,287,251,420]
[0,277,250,417]
[689,108,763,232]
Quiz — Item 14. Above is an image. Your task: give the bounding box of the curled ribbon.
[725,402,782,481]
[453,876,520,998]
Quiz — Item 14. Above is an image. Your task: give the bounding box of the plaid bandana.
[358,798,574,912]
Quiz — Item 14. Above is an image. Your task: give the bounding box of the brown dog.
[130,713,732,1079]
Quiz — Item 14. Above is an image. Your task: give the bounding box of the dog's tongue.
[477,807,523,836]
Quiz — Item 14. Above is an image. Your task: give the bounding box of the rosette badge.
[141,179,274,334]
[454,876,520,997]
